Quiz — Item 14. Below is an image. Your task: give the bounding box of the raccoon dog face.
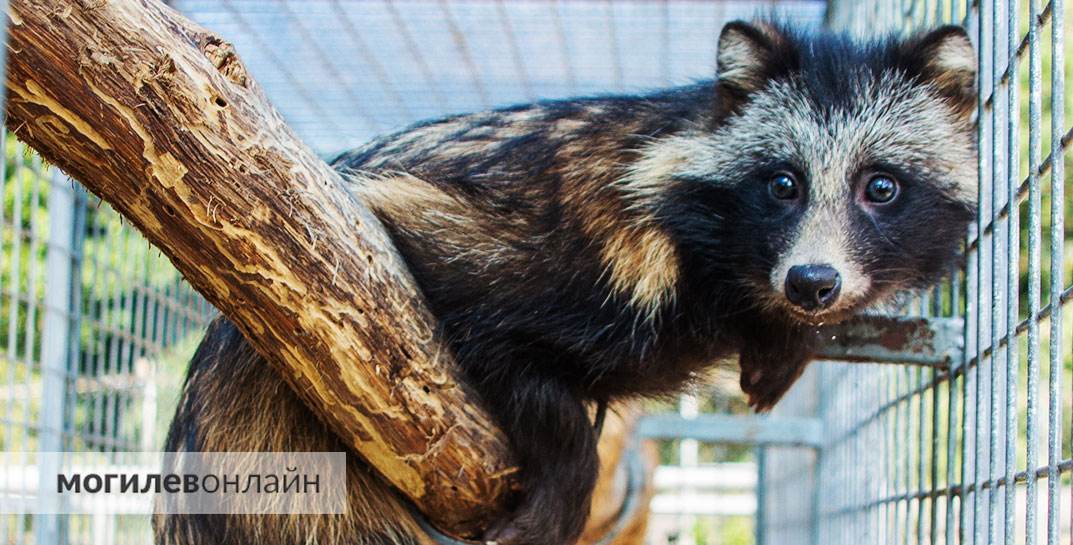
[663,22,978,325]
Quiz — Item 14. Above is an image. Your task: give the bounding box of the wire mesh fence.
[0,135,214,545]
[759,1,1073,544]
[171,0,826,157]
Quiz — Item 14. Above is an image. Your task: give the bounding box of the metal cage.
[0,1,1066,545]
[761,1,1073,544]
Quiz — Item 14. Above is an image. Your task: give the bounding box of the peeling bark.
[4,0,517,536]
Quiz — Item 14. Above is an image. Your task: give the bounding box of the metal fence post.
[34,170,77,545]
[809,363,827,545]
[755,446,767,545]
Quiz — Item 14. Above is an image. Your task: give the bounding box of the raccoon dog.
[159,20,978,545]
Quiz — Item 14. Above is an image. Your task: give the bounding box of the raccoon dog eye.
[768,173,799,200]
[865,175,899,204]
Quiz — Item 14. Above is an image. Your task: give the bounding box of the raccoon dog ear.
[900,25,977,119]
[716,21,793,117]
[717,21,777,94]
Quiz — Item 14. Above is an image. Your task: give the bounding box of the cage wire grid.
[0,1,1066,545]
[0,139,214,545]
[762,1,1073,545]
[170,0,826,157]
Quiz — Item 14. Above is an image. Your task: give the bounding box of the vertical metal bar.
[118,227,136,449]
[974,1,992,541]
[886,365,898,544]
[677,395,698,545]
[981,3,996,544]
[848,365,856,544]
[34,170,75,544]
[108,211,134,451]
[904,367,912,545]
[138,254,159,452]
[854,364,862,542]
[927,362,935,545]
[894,365,900,544]
[961,151,978,545]
[65,188,87,545]
[918,365,927,545]
[987,0,1007,538]
[811,365,826,545]
[945,273,964,543]
[871,365,880,542]
[756,446,767,545]
[87,200,108,450]
[881,367,891,543]
[125,227,148,449]
[1047,0,1065,543]
[945,362,960,545]
[1024,0,1044,541]
[850,366,856,545]
[877,365,884,544]
[102,219,128,451]
[18,146,43,545]
[960,8,978,542]
[65,187,86,449]
[1002,0,1021,541]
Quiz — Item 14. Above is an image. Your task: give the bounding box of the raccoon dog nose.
[784,265,842,311]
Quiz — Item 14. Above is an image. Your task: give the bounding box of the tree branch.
[4,0,516,536]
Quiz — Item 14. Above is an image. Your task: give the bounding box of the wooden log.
[3,0,517,537]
